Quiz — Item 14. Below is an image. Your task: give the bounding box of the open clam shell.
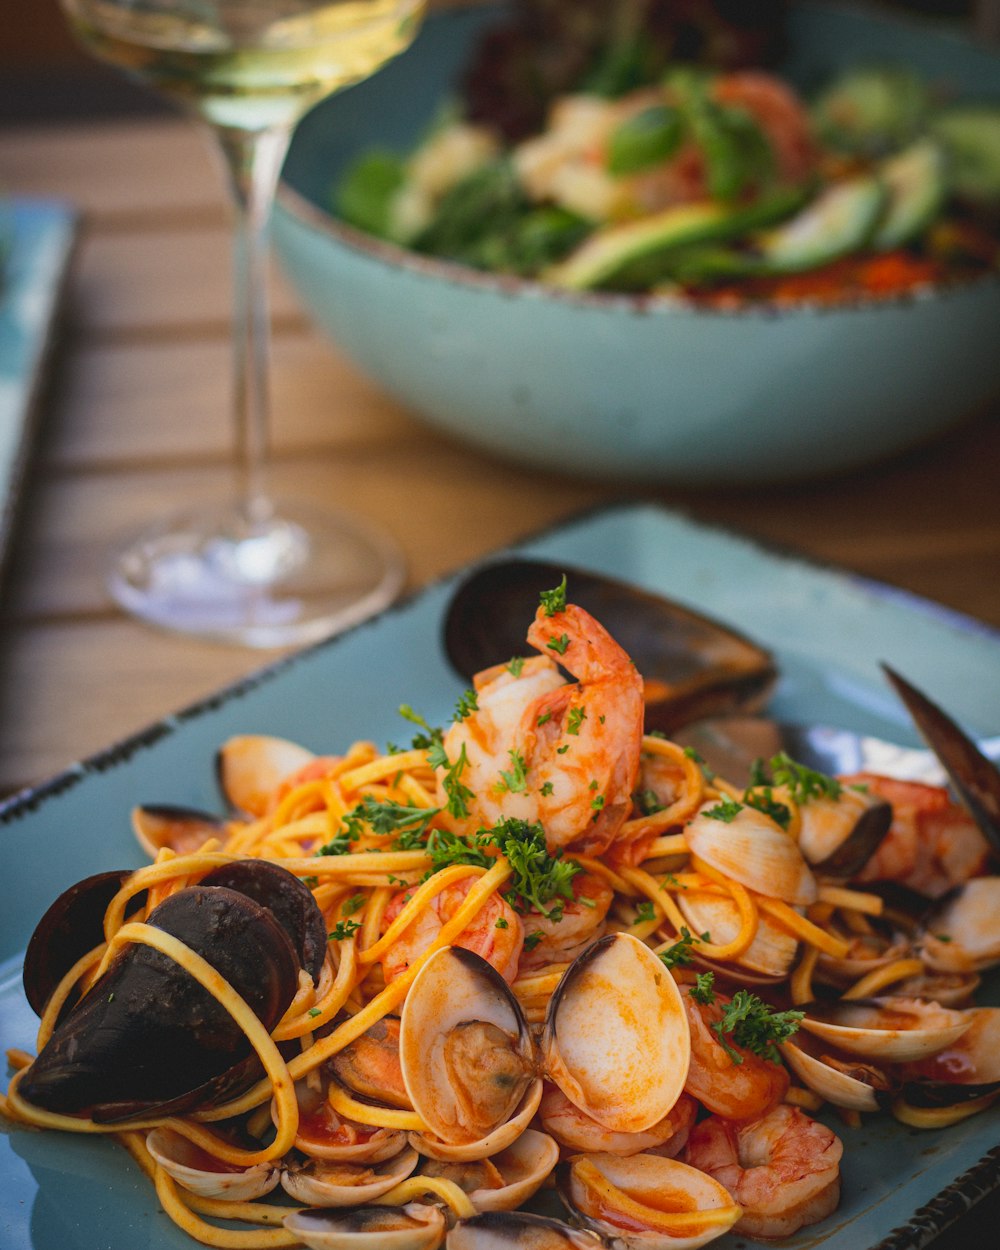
[920,877,1000,973]
[132,805,229,859]
[146,1127,280,1201]
[542,933,689,1135]
[281,1145,419,1207]
[283,1203,446,1250]
[780,1032,893,1113]
[677,890,798,978]
[216,733,317,817]
[420,1129,560,1213]
[561,1152,741,1250]
[447,1211,605,1250]
[901,1006,1000,1106]
[685,804,817,906]
[400,946,540,1159]
[796,788,892,877]
[798,996,973,1063]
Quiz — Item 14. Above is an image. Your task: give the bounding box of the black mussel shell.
[448,1210,604,1250]
[200,859,327,983]
[810,799,893,878]
[883,664,1000,855]
[444,558,776,734]
[17,885,299,1122]
[22,871,146,1019]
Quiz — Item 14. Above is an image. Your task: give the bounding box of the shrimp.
[684,1104,843,1239]
[712,72,818,185]
[517,871,614,972]
[851,775,990,897]
[442,601,644,856]
[680,981,789,1122]
[377,876,524,985]
[540,1083,696,1157]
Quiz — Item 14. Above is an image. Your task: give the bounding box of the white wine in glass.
[60,0,424,646]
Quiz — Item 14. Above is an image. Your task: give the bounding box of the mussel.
[443,559,777,734]
[17,860,322,1122]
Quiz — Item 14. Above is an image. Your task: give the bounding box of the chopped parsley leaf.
[454,688,479,720]
[690,970,717,1005]
[547,633,571,656]
[712,990,804,1064]
[658,926,706,969]
[498,749,528,794]
[634,900,657,925]
[507,657,526,677]
[328,919,362,941]
[539,576,568,616]
[703,796,744,823]
[567,706,587,735]
[523,930,545,951]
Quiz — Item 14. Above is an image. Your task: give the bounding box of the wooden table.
[2,109,1000,1246]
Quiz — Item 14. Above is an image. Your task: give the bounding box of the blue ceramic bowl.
[273,2,1000,485]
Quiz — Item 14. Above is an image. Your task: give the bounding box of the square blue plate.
[2,501,999,1249]
[0,197,77,584]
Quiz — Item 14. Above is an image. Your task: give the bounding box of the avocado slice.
[870,139,947,250]
[545,187,806,291]
[929,105,1000,211]
[752,174,887,273]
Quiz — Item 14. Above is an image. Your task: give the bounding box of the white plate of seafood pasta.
[2,501,999,1250]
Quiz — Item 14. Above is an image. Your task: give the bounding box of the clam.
[447,1211,606,1250]
[795,787,892,877]
[542,933,689,1135]
[443,559,776,735]
[561,1152,741,1250]
[131,804,229,859]
[281,1145,419,1206]
[216,733,317,817]
[287,1072,407,1163]
[684,803,817,906]
[676,889,798,979]
[798,996,973,1063]
[331,1016,411,1110]
[900,1006,1000,1106]
[780,1031,894,1113]
[540,1085,696,1158]
[145,1126,280,1201]
[400,946,541,1161]
[283,1203,446,1250]
[17,866,313,1121]
[919,877,1000,973]
[813,924,912,990]
[419,1129,559,1212]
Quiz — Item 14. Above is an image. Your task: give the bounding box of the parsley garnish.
[425,828,494,873]
[454,688,479,720]
[539,576,568,616]
[495,917,509,930]
[754,752,841,805]
[342,894,367,916]
[634,900,657,925]
[536,710,553,727]
[703,796,744,823]
[498,749,528,794]
[540,781,555,796]
[328,919,362,941]
[547,633,570,656]
[523,930,544,951]
[429,742,474,819]
[683,745,716,783]
[658,926,706,969]
[712,990,804,1064]
[489,817,580,919]
[308,1007,322,1018]
[316,829,354,856]
[398,703,444,751]
[633,788,665,816]
[743,788,792,830]
[690,970,717,1005]
[344,796,439,846]
[507,657,525,677]
[567,706,587,735]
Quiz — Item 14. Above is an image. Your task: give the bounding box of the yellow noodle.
[326,1083,426,1131]
[154,1167,299,1248]
[891,1091,999,1129]
[572,1158,741,1232]
[755,896,850,959]
[375,1176,477,1219]
[790,943,820,1006]
[35,943,105,1051]
[338,749,429,791]
[842,958,926,1001]
[687,857,761,960]
[816,885,884,917]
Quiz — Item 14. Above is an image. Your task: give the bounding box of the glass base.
[107,498,405,647]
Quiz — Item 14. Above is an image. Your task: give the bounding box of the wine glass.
[59,0,423,646]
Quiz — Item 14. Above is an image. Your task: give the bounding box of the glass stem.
[215,124,293,533]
